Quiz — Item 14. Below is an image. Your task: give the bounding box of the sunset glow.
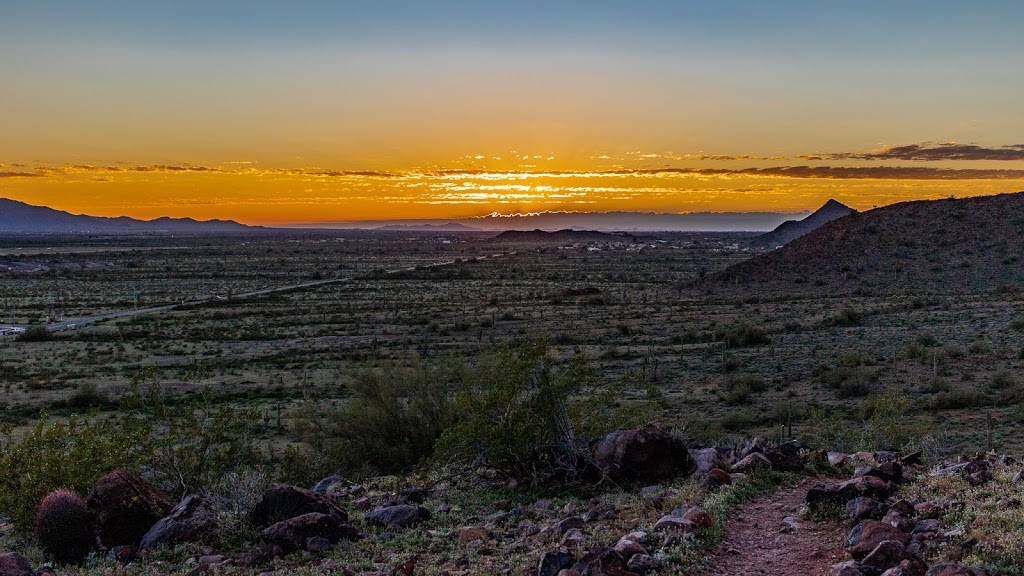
[2,1,1023,224]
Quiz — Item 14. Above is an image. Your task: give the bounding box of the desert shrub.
[990,370,1017,391]
[720,373,766,406]
[16,325,52,342]
[289,359,459,477]
[803,389,930,453]
[150,401,262,495]
[828,307,862,327]
[437,340,647,486]
[34,489,94,565]
[717,323,770,347]
[63,382,110,410]
[0,415,151,530]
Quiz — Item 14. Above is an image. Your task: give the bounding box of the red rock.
[846,521,910,559]
[87,469,173,547]
[592,425,693,483]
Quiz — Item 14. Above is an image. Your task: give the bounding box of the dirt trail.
[708,478,847,576]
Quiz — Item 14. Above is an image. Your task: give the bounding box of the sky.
[1,1,1023,225]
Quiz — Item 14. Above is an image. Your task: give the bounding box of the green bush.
[16,325,52,342]
[0,415,151,530]
[289,359,459,477]
[437,341,615,485]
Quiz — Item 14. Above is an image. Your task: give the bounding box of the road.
[2,251,516,336]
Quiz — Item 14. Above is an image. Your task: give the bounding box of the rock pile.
[814,451,993,576]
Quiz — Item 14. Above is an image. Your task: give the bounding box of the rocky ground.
[0,427,1015,576]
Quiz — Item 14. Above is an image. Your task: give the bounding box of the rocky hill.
[0,198,254,234]
[757,199,855,246]
[714,192,1024,292]
[494,229,640,243]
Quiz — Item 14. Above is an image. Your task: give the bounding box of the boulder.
[681,507,712,530]
[537,551,575,576]
[653,515,695,533]
[592,425,693,483]
[87,469,174,547]
[881,560,929,576]
[847,497,884,522]
[689,448,727,476]
[457,526,489,544]
[846,520,910,560]
[704,468,732,489]
[925,565,987,576]
[575,548,637,576]
[732,452,773,473]
[555,516,587,535]
[832,560,866,576]
[250,484,346,528]
[310,475,344,495]
[0,553,34,576]
[626,554,657,574]
[806,476,894,511]
[260,512,360,554]
[365,504,431,530]
[861,540,907,573]
[764,442,805,472]
[140,494,217,549]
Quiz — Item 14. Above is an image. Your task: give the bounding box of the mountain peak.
[756,199,855,246]
[0,197,254,234]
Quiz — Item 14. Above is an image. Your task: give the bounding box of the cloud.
[816,142,1024,161]
[0,171,44,178]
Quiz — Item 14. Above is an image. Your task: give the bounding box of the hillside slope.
[0,198,253,234]
[714,192,1024,292]
[757,199,854,246]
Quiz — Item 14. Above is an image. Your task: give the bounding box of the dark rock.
[764,441,805,472]
[626,554,657,574]
[400,487,428,504]
[251,484,346,528]
[681,507,712,530]
[860,461,904,484]
[305,536,333,553]
[861,540,907,573]
[555,516,586,535]
[87,470,173,548]
[141,494,217,549]
[832,560,866,576]
[576,548,637,576]
[653,515,695,532]
[882,509,915,533]
[881,559,929,576]
[107,545,138,564]
[847,520,910,560]
[704,468,732,489]
[807,476,894,511]
[0,553,34,576]
[537,551,575,576]
[366,504,431,530]
[260,512,360,554]
[310,475,344,495]
[689,448,728,476]
[732,452,773,473]
[847,497,884,522]
[592,425,693,483]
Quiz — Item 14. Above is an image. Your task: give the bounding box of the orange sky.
[3,3,1023,224]
[2,161,1023,225]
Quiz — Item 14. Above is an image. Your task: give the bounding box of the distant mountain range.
[757,199,855,246]
[301,210,806,232]
[494,229,640,243]
[375,222,479,231]
[0,198,254,234]
[713,191,1024,292]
